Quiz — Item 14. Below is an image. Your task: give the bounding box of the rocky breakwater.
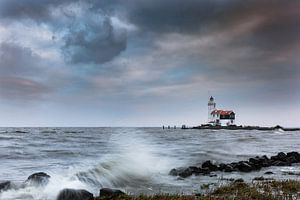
[0,171,126,200]
[169,151,300,178]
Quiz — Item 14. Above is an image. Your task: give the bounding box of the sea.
[0,127,299,200]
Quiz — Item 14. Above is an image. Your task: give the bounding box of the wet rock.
[100,188,125,198]
[219,163,235,172]
[287,152,300,162]
[277,152,287,161]
[169,168,178,176]
[236,161,253,172]
[234,178,244,183]
[188,166,203,175]
[0,181,11,192]
[272,161,291,166]
[218,163,226,171]
[168,151,300,179]
[264,171,274,175]
[248,161,262,171]
[200,167,212,175]
[286,156,298,164]
[271,152,287,162]
[178,168,193,178]
[230,162,238,169]
[224,165,235,172]
[202,160,218,171]
[26,172,50,186]
[57,188,94,200]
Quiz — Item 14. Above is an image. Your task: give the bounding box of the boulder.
[224,165,235,172]
[286,156,298,164]
[26,172,50,186]
[218,163,227,171]
[271,152,287,162]
[264,171,274,175]
[100,188,125,198]
[57,189,93,200]
[201,160,218,171]
[236,162,253,172]
[169,168,178,176]
[178,168,193,178]
[187,166,202,175]
[234,178,244,183]
[0,181,11,192]
[277,152,287,161]
[219,163,235,172]
[272,161,291,166]
[200,167,212,175]
[287,152,300,162]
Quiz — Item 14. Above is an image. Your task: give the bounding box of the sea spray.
[0,128,182,199]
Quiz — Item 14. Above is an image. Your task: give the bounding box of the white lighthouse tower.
[208,96,216,123]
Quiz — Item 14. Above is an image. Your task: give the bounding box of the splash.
[0,129,179,199]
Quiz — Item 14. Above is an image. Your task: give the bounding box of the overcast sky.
[0,0,299,127]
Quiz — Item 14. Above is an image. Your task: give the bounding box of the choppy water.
[0,127,299,199]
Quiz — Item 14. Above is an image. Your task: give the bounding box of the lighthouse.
[207,96,236,126]
[208,96,216,123]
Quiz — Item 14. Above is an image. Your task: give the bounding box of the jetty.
[182,124,300,131]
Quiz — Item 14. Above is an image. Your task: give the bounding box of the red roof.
[211,110,234,115]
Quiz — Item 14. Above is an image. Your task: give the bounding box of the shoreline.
[93,179,300,200]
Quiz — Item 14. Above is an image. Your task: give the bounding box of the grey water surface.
[0,127,299,199]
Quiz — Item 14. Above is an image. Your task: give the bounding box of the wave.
[0,130,178,200]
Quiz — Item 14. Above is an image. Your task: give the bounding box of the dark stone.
[264,171,274,175]
[219,163,236,172]
[271,152,287,162]
[249,157,261,165]
[230,162,238,169]
[272,161,291,166]
[274,125,283,129]
[0,181,11,192]
[57,189,94,200]
[234,178,244,183]
[26,172,50,186]
[218,163,227,171]
[286,156,298,164]
[202,160,218,171]
[188,166,203,175]
[287,152,300,162]
[236,162,253,172]
[169,168,178,176]
[200,167,212,175]
[100,188,125,198]
[261,155,269,161]
[178,168,193,178]
[277,152,287,161]
[224,166,234,172]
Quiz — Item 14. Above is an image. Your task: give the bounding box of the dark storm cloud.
[124,0,300,51]
[0,0,128,65]
[0,0,71,21]
[0,43,51,100]
[62,16,127,64]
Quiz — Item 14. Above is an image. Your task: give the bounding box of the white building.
[208,96,235,126]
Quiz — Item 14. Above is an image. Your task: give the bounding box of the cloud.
[62,14,127,64]
[0,42,52,100]
[0,42,42,76]
[0,76,51,100]
[0,0,129,65]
